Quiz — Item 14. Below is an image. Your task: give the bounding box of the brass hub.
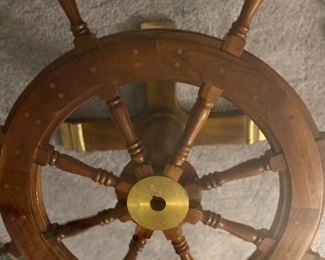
[126,176,190,230]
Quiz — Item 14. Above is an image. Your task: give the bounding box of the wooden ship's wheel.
[0,0,324,259]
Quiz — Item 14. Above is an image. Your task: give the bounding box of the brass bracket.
[60,113,265,153]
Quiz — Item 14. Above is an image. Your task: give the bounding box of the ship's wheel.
[0,0,324,259]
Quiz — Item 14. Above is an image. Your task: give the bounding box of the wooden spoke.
[34,146,119,187]
[164,227,194,260]
[123,226,153,260]
[222,0,264,56]
[107,96,145,164]
[57,0,91,38]
[57,0,96,53]
[107,95,153,179]
[199,156,269,190]
[201,210,275,251]
[0,241,20,258]
[43,207,129,241]
[199,151,287,190]
[164,84,223,181]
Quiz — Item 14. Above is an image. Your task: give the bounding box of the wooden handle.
[57,0,91,37]
[164,228,194,260]
[43,209,117,240]
[232,0,264,38]
[34,146,119,187]
[202,210,265,246]
[199,156,269,190]
[123,226,152,260]
[164,85,222,181]
[107,96,146,165]
[222,0,264,56]
[171,236,194,260]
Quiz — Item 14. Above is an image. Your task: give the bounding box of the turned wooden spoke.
[164,228,194,260]
[34,146,119,187]
[0,241,20,258]
[107,96,148,165]
[164,85,222,181]
[57,0,91,38]
[199,151,288,190]
[43,208,123,240]
[201,210,272,249]
[123,226,153,260]
[222,0,264,56]
[199,155,270,190]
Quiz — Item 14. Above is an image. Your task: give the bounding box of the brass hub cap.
[127,176,189,230]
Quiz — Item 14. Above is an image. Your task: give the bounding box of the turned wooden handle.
[124,235,147,260]
[107,96,146,164]
[164,85,222,181]
[58,0,90,37]
[52,152,118,186]
[199,156,269,189]
[202,211,265,245]
[231,0,264,39]
[172,236,194,260]
[43,209,116,240]
[223,0,264,56]
[57,0,90,37]
[34,146,119,186]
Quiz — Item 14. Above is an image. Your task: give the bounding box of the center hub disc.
[127,176,189,230]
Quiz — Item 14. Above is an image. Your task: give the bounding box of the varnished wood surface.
[222,0,264,56]
[0,2,323,258]
[123,226,152,260]
[43,208,120,241]
[34,145,119,186]
[164,85,223,181]
[0,28,323,260]
[57,0,90,37]
[201,210,273,250]
[164,228,194,260]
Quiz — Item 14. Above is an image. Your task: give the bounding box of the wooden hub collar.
[127,176,189,230]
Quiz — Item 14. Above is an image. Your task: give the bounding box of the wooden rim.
[0,29,323,259]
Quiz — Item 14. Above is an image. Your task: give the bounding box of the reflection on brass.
[59,113,266,152]
[59,123,86,152]
[247,119,266,144]
[140,21,175,30]
[127,176,189,231]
